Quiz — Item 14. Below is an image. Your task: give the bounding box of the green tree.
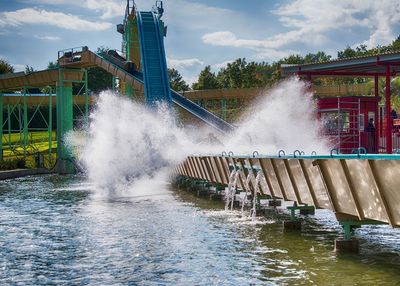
[0,58,14,74]
[337,45,358,59]
[217,58,247,88]
[85,47,113,93]
[391,35,400,51]
[168,68,189,91]
[87,67,113,93]
[25,65,35,74]
[303,51,332,64]
[47,61,58,69]
[216,58,274,88]
[192,65,220,90]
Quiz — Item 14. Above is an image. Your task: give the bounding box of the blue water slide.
[95,8,234,133]
[135,10,234,133]
[137,11,172,105]
[170,90,234,133]
[95,50,234,133]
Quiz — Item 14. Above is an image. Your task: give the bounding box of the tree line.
[1,36,400,93]
[170,35,400,91]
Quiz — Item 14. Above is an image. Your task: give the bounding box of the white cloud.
[84,0,125,19]
[12,64,26,72]
[0,8,112,31]
[168,58,204,69]
[183,76,198,86]
[160,0,245,32]
[27,0,124,19]
[202,0,400,59]
[34,35,61,41]
[202,31,296,60]
[273,0,400,49]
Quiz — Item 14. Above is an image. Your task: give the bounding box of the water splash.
[71,77,329,194]
[226,77,330,154]
[73,91,210,195]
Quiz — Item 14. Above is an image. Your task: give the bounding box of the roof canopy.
[281,51,400,77]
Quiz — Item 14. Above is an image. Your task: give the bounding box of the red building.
[282,52,400,154]
[317,96,380,153]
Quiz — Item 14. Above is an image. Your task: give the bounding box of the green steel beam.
[112,76,116,92]
[56,69,74,173]
[339,220,387,241]
[18,103,22,144]
[7,104,11,149]
[85,69,89,120]
[221,98,227,121]
[23,88,28,161]
[125,83,134,98]
[287,205,315,221]
[48,87,53,165]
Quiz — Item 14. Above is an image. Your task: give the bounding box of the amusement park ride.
[0,0,233,173]
[1,0,400,252]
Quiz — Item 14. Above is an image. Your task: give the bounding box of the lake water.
[1,174,399,285]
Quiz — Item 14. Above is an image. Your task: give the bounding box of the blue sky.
[1,0,400,85]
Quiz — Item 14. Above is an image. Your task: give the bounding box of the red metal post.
[374,76,379,152]
[385,65,392,153]
[307,74,313,93]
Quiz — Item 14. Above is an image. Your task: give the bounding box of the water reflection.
[0,175,399,285]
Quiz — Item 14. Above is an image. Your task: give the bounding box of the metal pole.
[23,88,28,161]
[48,87,53,165]
[56,68,74,173]
[18,103,22,144]
[112,76,116,91]
[221,98,227,121]
[307,74,313,93]
[84,69,89,120]
[374,76,379,153]
[7,104,11,149]
[385,65,392,153]
[337,98,341,153]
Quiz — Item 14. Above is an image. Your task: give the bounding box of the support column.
[0,92,2,160]
[84,69,89,120]
[125,83,134,98]
[374,76,379,153]
[7,104,11,149]
[23,88,28,161]
[221,98,227,121]
[56,72,74,174]
[112,76,116,92]
[385,65,392,153]
[306,74,313,93]
[48,87,53,166]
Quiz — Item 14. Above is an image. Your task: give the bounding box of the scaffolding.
[319,97,361,153]
[0,67,89,171]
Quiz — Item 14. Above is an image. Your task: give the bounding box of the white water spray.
[73,91,211,195]
[71,77,329,194]
[226,77,330,154]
